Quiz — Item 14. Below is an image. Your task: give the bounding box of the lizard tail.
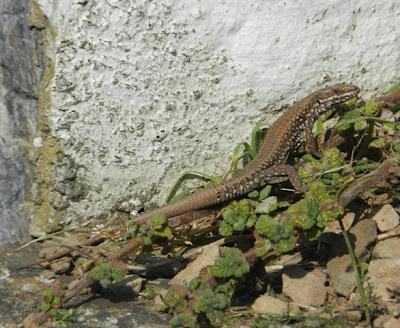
[133,185,224,225]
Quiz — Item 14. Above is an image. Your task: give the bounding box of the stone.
[169,244,220,287]
[126,277,143,294]
[374,315,392,328]
[0,0,44,244]
[255,196,278,214]
[251,295,299,316]
[346,310,362,323]
[282,267,327,306]
[327,265,356,297]
[383,318,400,328]
[368,259,400,295]
[370,283,392,302]
[372,204,400,232]
[326,212,355,233]
[326,219,377,296]
[373,237,400,259]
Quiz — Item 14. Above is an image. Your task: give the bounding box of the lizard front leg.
[305,124,322,158]
[261,164,306,192]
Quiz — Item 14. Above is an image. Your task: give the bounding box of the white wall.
[35,0,400,232]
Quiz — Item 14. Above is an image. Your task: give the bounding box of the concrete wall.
[1,0,399,242]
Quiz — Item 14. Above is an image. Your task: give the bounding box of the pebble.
[383,317,400,328]
[169,244,220,287]
[282,267,327,306]
[251,295,299,315]
[373,237,400,259]
[326,219,377,296]
[372,204,399,232]
[368,259,400,295]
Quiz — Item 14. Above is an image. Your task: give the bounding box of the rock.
[326,212,355,232]
[372,204,400,232]
[388,303,400,318]
[0,0,45,244]
[326,219,377,296]
[374,315,391,328]
[282,267,327,306]
[370,283,392,301]
[127,277,143,294]
[346,310,362,323]
[251,295,299,315]
[373,237,400,259]
[383,318,400,328]
[350,219,378,255]
[255,196,278,214]
[264,252,302,273]
[327,264,356,297]
[169,244,220,287]
[368,259,400,295]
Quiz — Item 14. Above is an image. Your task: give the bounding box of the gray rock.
[255,196,278,214]
[282,267,327,306]
[383,318,400,328]
[251,295,299,315]
[368,259,400,295]
[326,212,355,233]
[373,237,400,259]
[169,243,220,287]
[372,204,400,232]
[0,0,45,244]
[374,315,392,328]
[326,219,377,296]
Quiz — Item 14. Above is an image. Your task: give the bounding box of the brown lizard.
[133,83,360,225]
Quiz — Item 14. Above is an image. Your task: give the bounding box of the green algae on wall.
[28,58,65,236]
[26,1,65,236]
[27,0,47,30]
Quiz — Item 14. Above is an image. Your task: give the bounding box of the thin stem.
[338,216,371,326]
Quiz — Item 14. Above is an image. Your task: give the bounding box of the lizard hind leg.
[262,164,307,193]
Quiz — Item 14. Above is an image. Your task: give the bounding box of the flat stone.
[169,244,220,287]
[326,212,355,233]
[255,196,278,214]
[374,315,392,328]
[326,219,377,296]
[251,295,299,316]
[383,318,400,328]
[368,259,400,295]
[372,204,400,232]
[373,237,400,259]
[282,267,327,306]
[370,283,392,302]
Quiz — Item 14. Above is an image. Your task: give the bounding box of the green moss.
[359,100,379,116]
[193,282,234,327]
[162,290,187,314]
[90,262,125,289]
[28,51,63,235]
[25,3,65,235]
[211,248,250,279]
[218,199,257,236]
[170,314,197,328]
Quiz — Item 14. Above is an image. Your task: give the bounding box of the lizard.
[133,83,360,225]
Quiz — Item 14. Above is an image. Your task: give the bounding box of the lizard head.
[316,83,360,108]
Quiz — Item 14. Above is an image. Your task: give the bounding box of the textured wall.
[0,0,45,243]
[23,0,400,237]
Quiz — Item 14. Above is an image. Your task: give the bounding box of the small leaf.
[369,138,385,149]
